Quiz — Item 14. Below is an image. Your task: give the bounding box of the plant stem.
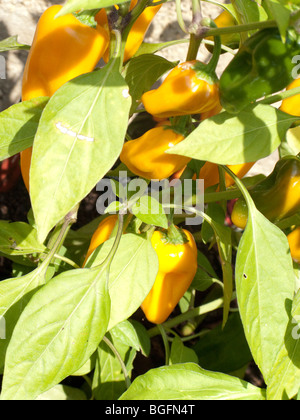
[148,295,229,338]
[175,0,188,33]
[204,19,276,37]
[103,336,132,389]
[258,86,300,106]
[42,205,79,267]
[157,325,171,365]
[53,254,80,269]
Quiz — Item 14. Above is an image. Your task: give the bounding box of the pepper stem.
[161,224,189,245]
[202,18,221,74]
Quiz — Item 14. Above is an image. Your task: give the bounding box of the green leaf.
[285,125,300,155]
[0,264,48,373]
[110,320,151,357]
[130,195,168,229]
[36,385,87,401]
[135,40,189,57]
[264,0,291,40]
[92,333,134,400]
[30,64,131,243]
[0,221,45,256]
[193,313,253,374]
[233,0,268,23]
[124,54,175,114]
[203,215,233,328]
[170,337,199,365]
[56,0,129,16]
[266,289,300,400]
[0,98,48,161]
[119,363,266,400]
[1,267,111,400]
[235,204,295,385]
[166,105,296,165]
[90,234,159,330]
[0,35,30,52]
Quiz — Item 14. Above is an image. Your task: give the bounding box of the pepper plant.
[0,0,300,402]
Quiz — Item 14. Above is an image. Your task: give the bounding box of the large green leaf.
[119,363,266,400]
[166,105,296,165]
[0,264,48,373]
[193,313,252,374]
[0,267,111,400]
[36,385,87,401]
[89,234,159,330]
[0,98,47,161]
[30,63,131,243]
[0,221,45,256]
[264,0,291,40]
[267,290,300,400]
[235,201,295,386]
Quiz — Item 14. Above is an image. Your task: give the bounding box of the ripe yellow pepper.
[142,60,220,119]
[199,162,255,190]
[96,0,162,63]
[21,5,109,191]
[170,161,254,189]
[231,158,300,229]
[141,226,198,325]
[288,227,300,263]
[206,10,239,52]
[280,78,300,117]
[83,215,119,266]
[120,125,191,180]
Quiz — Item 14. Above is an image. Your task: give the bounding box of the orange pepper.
[21,5,109,191]
[83,215,119,266]
[280,78,300,117]
[141,226,198,324]
[96,0,162,63]
[142,60,220,119]
[288,227,300,263]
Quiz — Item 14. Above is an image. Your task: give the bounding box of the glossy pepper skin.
[20,5,109,191]
[96,0,162,63]
[141,227,198,325]
[199,162,255,190]
[142,60,220,119]
[288,227,300,263]
[83,215,118,266]
[280,78,300,117]
[120,125,191,180]
[220,28,300,114]
[206,10,239,53]
[231,157,300,229]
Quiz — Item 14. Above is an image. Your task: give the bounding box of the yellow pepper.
[280,78,300,117]
[141,60,221,119]
[231,158,300,229]
[287,227,300,263]
[206,10,239,53]
[141,226,198,325]
[120,125,191,180]
[170,161,254,188]
[83,215,119,266]
[20,5,109,191]
[199,162,255,190]
[96,0,162,63]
